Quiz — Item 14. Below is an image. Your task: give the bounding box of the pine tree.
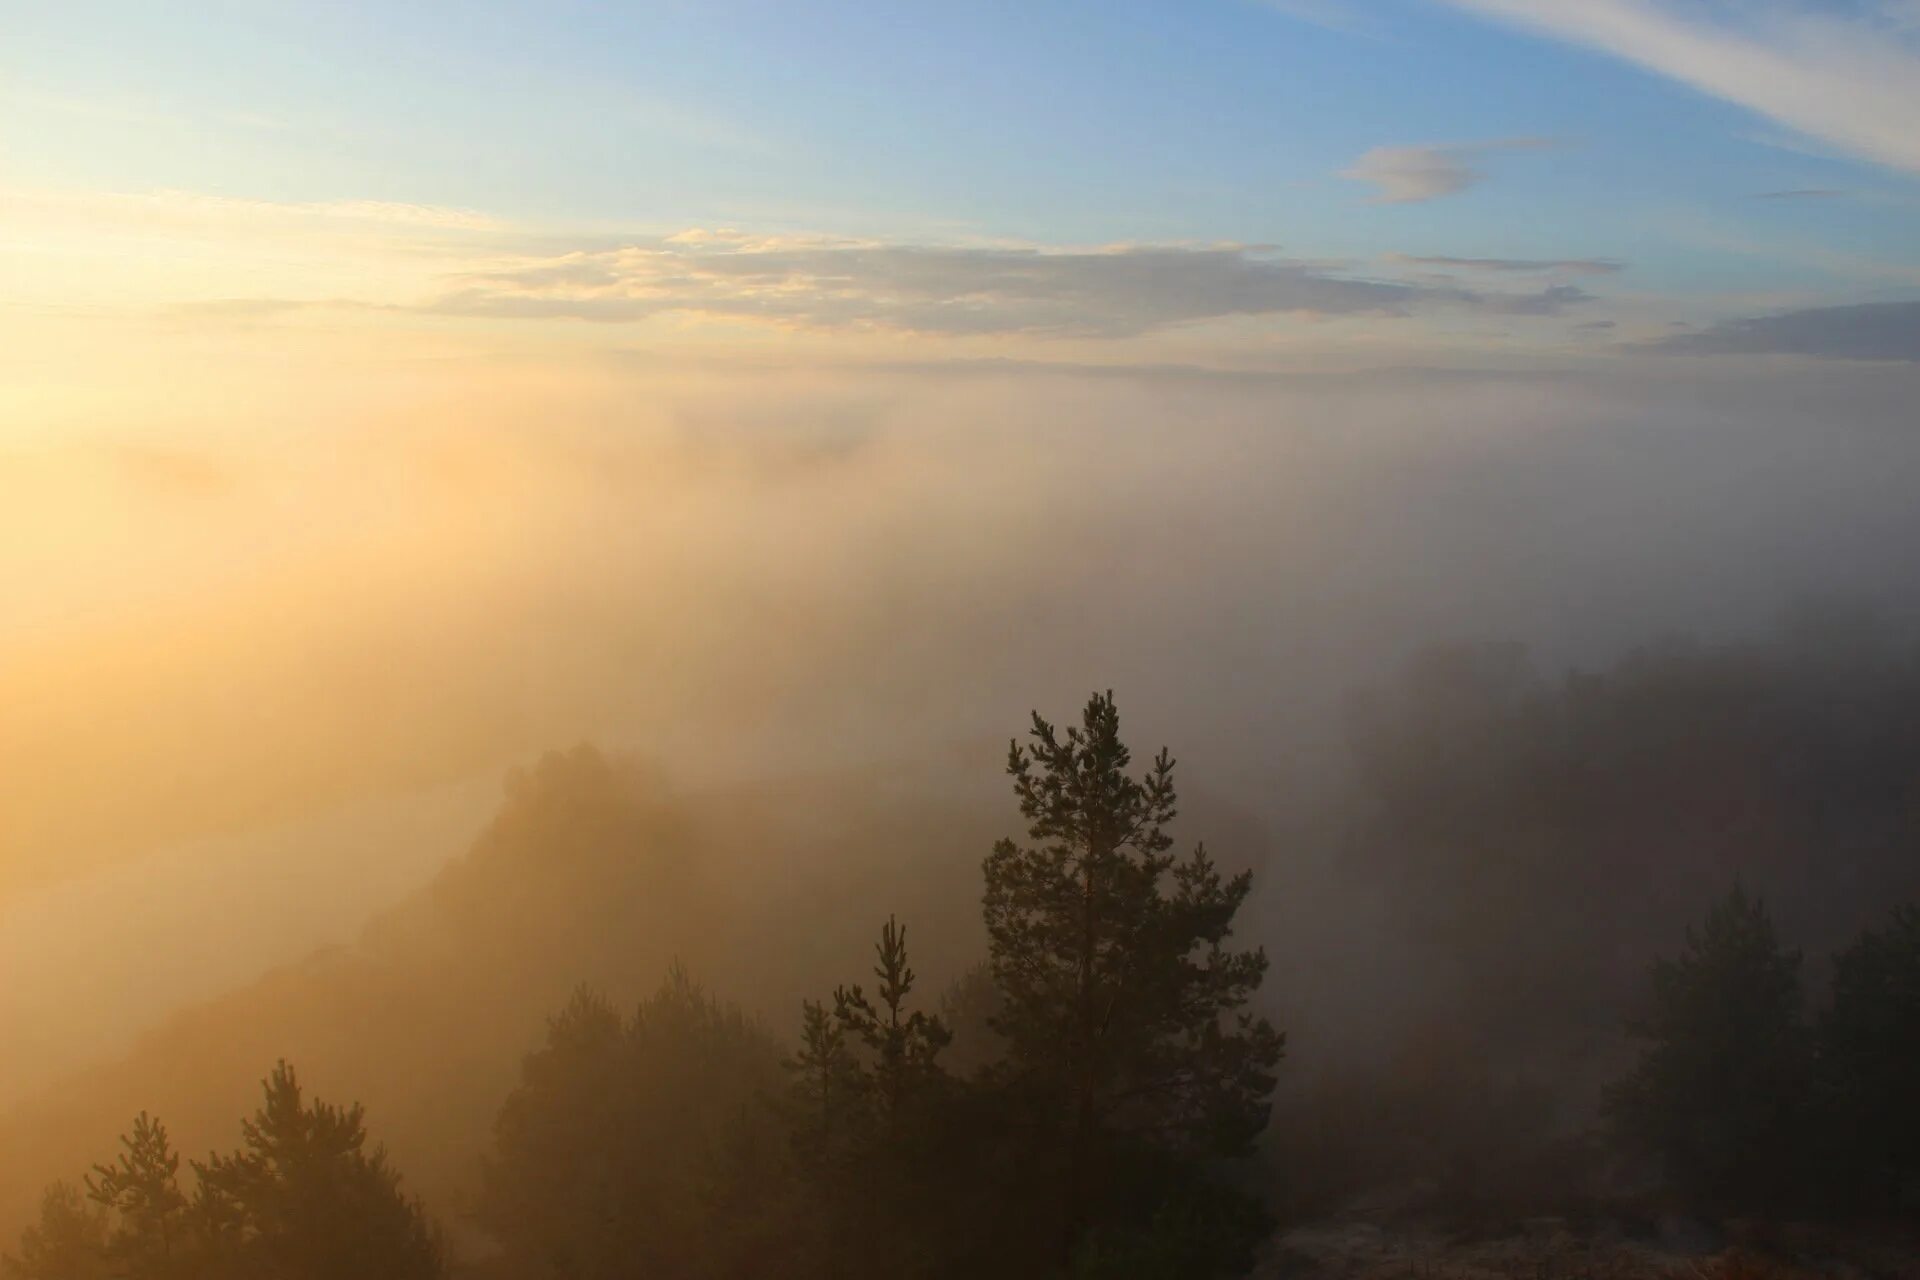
[480,969,785,1280]
[477,987,635,1280]
[84,1113,188,1279]
[1818,903,1920,1210]
[794,920,996,1280]
[7,1071,439,1280]
[833,917,952,1117]
[1605,886,1812,1210]
[981,692,1283,1260]
[790,998,865,1158]
[194,1061,443,1280]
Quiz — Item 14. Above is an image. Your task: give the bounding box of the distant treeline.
[1345,610,1920,1055]
[1606,888,1919,1217]
[1279,613,1920,1214]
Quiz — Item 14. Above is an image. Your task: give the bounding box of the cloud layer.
[1654,300,1920,362]
[422,235,1593,336]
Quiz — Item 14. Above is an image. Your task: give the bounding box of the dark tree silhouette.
[1818,903,1920,1211]
[789,918,1040,1280]
[982,692,1283,1264]
[84,1113,188,1279]
[789,998,864,1159]
[193,1062,443,1280]
[479,968,784,1280]
[1605,886,1812,1210]
[832,917,952,1118]
[6,1070,438,1280]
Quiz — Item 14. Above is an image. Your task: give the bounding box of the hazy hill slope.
[0,745,1011,1238]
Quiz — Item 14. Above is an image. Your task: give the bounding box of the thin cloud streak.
[1438,0,1920,176]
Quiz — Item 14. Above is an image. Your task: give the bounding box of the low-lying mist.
[5,353,1920,1239]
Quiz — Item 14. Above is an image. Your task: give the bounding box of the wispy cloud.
[411,234,1593,337]
[1651,299,1920,361]
[1342,138,1559,204]
[1650,211,1920,288]
[430,238,1439,336]
[6,180,1604,348]
[1478,283,1597,316]
[1437,0,1920,176]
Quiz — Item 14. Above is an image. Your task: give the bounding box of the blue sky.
[3,0,1918,363]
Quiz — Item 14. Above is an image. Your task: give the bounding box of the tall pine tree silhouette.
[982,692,1283,1261]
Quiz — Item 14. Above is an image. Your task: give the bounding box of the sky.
[4,0,1919,400]
[5,0,1920,1105]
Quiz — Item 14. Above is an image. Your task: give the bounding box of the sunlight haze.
[4,4,1919,1275]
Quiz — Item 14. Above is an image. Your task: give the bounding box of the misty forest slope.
[0,742,1275,1242]
[0,747,983,1234]
[7,621,1920,1245]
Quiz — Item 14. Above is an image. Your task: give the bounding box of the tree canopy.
[5,1067,439,1280]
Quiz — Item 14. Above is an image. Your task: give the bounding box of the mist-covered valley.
[7,357,1920,1275]
[16,0,1920,1272]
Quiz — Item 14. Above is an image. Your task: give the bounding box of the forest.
[5,621,1919,1279]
